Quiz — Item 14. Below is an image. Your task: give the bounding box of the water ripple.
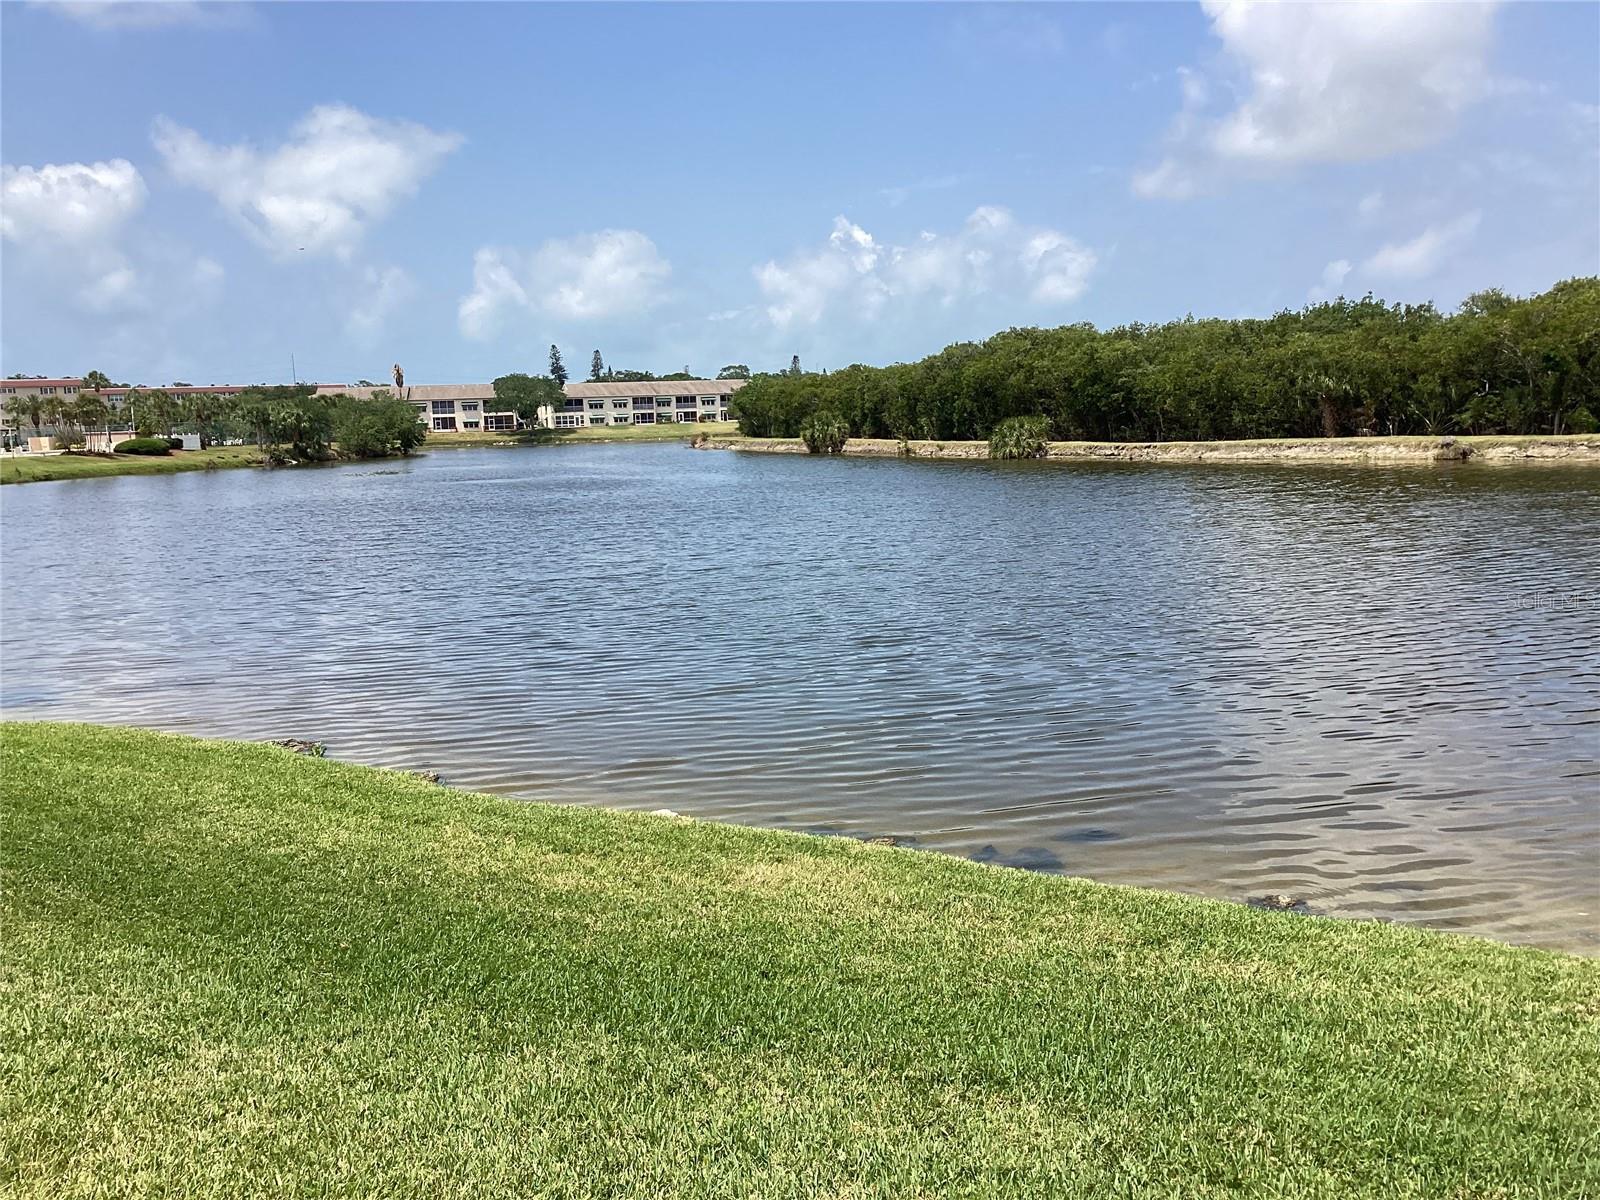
[3,447,1597,951]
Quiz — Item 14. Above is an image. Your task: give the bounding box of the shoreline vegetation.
[0,422,743,485]
[3,722,1595,1196]
[731,279,1600,445]
[9,428,1595,485]
[699,432,1600,465]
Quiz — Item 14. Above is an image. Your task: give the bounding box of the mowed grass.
[0,445,261,485]
[3,723,1596,1198]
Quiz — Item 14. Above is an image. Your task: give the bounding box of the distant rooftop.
[563,379,744,398]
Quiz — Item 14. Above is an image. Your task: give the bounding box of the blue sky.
[2,1,1596,386]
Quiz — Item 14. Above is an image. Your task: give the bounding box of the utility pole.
[291,354,298,385]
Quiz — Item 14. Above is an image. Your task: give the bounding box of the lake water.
[3,445,1597,952]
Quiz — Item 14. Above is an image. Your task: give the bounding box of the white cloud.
[2,158,152,312]
[1357,191,1384,220]
[153,104,461,259]
[1362,212,1481,279]
[1307,258,1352,302]
[753,207,1095,329]
[31,1,251,30]
[346,265,415,342]
[458,230,671,340]
[1137,0,1500,197]
[1,158,146,244]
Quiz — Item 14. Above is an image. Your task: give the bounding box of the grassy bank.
[0,445,262,485]
[3,723,1595,1197]
[701,432,1600,465]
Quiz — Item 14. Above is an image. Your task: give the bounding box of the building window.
[588,401,605,411]
[462,402,479,412]
[634,412,655,424]
[611,400,628,409]
[555,413,581,428]
[433,416,457,431]
[463,420,480,430]
[431,400,454,414]
[656,398,672,407]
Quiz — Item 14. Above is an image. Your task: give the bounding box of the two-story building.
[312,378,744,432]
[549,380,743,429]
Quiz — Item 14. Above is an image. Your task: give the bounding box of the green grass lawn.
[0,445,262,485]
[3,723,1595,1198]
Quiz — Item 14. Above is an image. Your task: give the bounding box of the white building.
[549,380,743,429]
[312,378,744,432]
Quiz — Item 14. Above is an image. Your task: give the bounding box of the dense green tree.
[328,391,426,458]
[82,370,112,391]
[549,345,568,386]
[492,373,565,427]
[731,278,1599,443]
[590,350,604,382]
[717,364,752,380]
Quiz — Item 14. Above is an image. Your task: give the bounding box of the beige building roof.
[313,378,744,405]
[562,379,745,398]
[312,383,497,402]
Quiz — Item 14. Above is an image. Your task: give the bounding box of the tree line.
[16,385,424,463]
[731,278,1600,443]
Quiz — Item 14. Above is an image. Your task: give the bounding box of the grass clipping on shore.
[2,722,1595,1198]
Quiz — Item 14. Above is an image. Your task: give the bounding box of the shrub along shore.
[698,432,1600,465]
[1,422,745,484]
[3,722,1595,1197]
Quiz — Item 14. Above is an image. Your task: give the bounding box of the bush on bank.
[799,409,849,454]
[733,277,1600,444]
[989,415,1050,460]
[113,437,172,456]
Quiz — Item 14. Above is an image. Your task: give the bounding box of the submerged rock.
[269,738,325,757]
[1248,893,1313,914]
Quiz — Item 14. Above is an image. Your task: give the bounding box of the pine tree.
[590,350,604,382]
[790,355,802,376]
[549,345,568,386]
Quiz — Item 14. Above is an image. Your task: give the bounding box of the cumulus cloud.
[1,158,146,244]
[1307,258,1352,302]
[153,104,461,258]
[1362,211,1481,279]
[346,265,415,342]
[753,207,1095,329]
[1136,0,1500,197]
[34,1,253,30]
[458,230,671,340]
[2,158,153,311]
